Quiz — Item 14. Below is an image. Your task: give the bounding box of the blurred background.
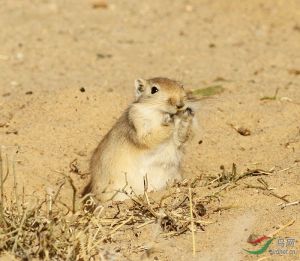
[1,0,299,93]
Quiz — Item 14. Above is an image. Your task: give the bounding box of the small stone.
[10,81,20,87]
[96,53,112,59]
[237,127,251,136]
[185,5,193,12]
[288,69,300,75]
[6,129,18,135]
[293,24,300,31]
[195,203,206,216]
[91,0,108,9]
[16,52,24,61]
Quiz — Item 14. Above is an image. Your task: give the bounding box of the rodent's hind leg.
[173,107,194,146]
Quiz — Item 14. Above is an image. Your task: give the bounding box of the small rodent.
[83,77,197,202]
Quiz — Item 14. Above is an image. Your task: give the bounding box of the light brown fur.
[83,77,196,202]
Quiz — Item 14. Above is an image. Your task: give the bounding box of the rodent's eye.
[151,86,159,94]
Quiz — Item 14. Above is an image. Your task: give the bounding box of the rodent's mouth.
[161,104,187,115]
[167,107,187,115]
[176,106,187,112]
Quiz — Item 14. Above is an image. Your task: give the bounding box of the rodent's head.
[134,77,187,114]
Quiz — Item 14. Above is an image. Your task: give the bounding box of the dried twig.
[260,88,279,101]
[108,216,133,236]
[245,178,289,203]
[12,208,28,253]
[0,147,4,226]
[188,186,196,256]
[2,161,285,260]
[279,200,300,209]
[52,170,77,213]
[208,164,272,188]
[267,219,296,238]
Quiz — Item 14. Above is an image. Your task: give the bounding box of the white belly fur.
[127,139,182,194]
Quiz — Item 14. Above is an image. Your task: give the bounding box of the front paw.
[162,113,174,126]
[178,107,194,121]
[185,107,195,117]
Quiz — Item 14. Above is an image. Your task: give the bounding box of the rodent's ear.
[134,78,146,99]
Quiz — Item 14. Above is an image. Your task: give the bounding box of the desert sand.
[0,0,299,260]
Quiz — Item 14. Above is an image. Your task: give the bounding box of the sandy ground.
[1,0,300,260]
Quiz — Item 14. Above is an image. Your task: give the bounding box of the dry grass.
[0,178,213,260]
[0,147,294,260]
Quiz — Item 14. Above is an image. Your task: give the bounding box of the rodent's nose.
[176,103,184,109]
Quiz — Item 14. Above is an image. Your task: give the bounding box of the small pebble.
[91,0,108,9]
[237,127,251,136]
[16,52,24,60]
[185,5,193,12]
[6,129,18,135]
[10,81,20,87]
[196,203,206,216]
[97,53,112,59]
[288,69,300,75]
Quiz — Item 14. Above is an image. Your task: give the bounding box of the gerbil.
[83,77,197,202]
